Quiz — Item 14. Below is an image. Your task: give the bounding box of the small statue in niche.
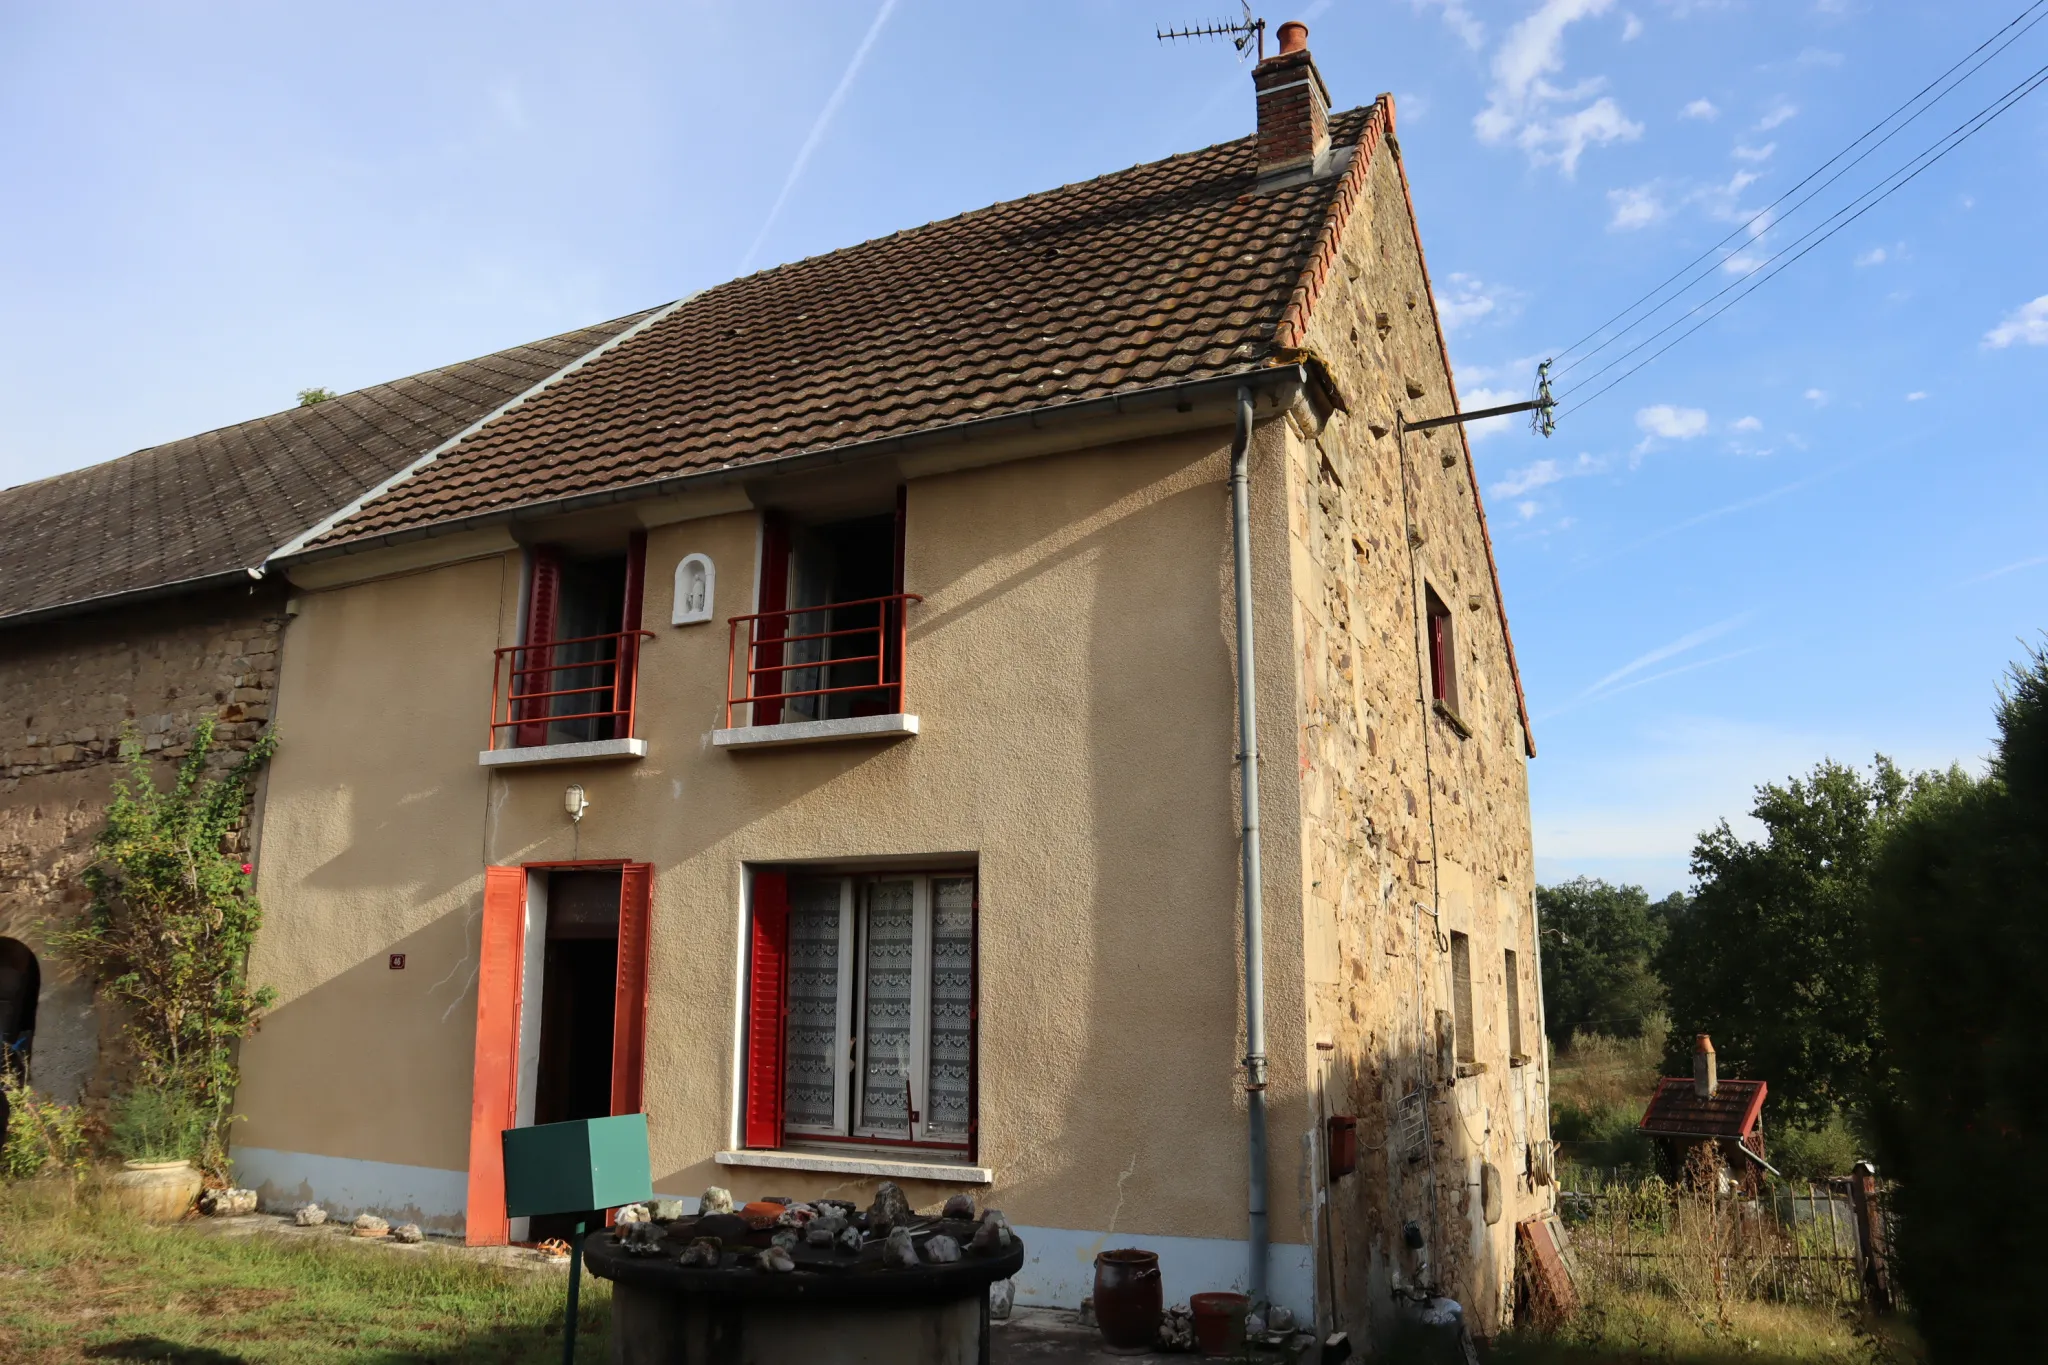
[672,553,715,625]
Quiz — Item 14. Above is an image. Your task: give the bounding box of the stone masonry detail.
[1283,128,1546,1337]
[0,584,287,1102]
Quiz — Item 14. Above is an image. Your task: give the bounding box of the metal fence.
[1557,1173,1896,1311]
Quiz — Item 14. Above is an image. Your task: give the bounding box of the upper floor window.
[490,534,650,751]
[733,494,917,728]
[1426,585,1457,711]
[745,867,977,1160]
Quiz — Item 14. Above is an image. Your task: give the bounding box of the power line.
[1549,0,2048,376]
[1560,59,2048,416]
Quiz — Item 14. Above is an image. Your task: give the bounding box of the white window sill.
[715,1147,990,1185]
[477,737,648,768]
[712,714,919,751]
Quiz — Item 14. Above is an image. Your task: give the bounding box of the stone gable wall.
[0,583,288,1102]
[1284,138,1547,1337]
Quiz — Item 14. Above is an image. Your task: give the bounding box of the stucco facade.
[218,82,1544,1340]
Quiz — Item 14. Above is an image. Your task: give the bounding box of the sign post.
[502,1113,653,1364]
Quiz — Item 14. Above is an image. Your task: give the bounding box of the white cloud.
[1984,295,2048,348]
[1438,273,1506,332]
[1473,0,1643,175]
[1723,251,1765,275]
[1855,246,1887,267]
[1518,500,1542,519]
[1905,391,1927,402]
[1798,48,1845,66]
[1681,98,1719,120]
[1756,100,1799,130]
[1732,415,1762,431]
[1410,0,1485,47]
[1804,388,1828,404]
[1731,141,1775,162]
[1635,404,1709,440]
[1490,449,1603,494]
[1622,12,1643,39]
[1493,458,1564,496]
[1607,183,1666,230]
[1459,383,1524,441]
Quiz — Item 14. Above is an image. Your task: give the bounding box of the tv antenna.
[1157,2,1267,61]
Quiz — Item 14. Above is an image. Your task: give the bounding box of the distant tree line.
[1537,649,2048,1359]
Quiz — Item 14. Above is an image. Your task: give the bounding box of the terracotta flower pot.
[1190,1291,1250,1357]
[106,1159,204,1223]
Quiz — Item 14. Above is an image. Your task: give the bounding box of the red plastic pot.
[1190,1291,1250,1357]
[1093,1248,1162,1350]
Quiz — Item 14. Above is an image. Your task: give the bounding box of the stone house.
[11,22,1554,1338]
[0,314,648,1105]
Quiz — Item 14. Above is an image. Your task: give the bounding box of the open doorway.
[523,869,619,1242]
[0,937,38,1146]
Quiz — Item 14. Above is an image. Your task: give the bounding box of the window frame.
[745,866,979,1163]
[1449,929,1477,1068]
[1504,947,1526,1063]
[1425,584,1457,709]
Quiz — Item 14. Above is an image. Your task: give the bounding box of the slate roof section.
[0,312,653,625]
[1639,1078,1768,1140]
[312,105,1386,548]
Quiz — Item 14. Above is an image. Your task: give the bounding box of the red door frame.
[464,858,654,1246]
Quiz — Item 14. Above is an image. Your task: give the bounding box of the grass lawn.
[1489,1293,1918,1365]
[0,1180,609,1363]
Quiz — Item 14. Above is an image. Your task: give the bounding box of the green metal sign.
[501,1113,653,1365]
[502,1112,653,1218]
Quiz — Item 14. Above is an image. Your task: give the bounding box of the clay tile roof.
[309,106,1385,549]
[0,312,654,626]
[1639,1078,1768,1140]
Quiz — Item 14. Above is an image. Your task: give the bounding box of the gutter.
[270,365,1310,570]
[1227,383,1271,1303]
[0,565,268,633]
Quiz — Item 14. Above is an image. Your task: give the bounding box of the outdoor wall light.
[564,784,590,822]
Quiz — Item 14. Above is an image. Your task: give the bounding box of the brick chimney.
[1253,20,1331,188]
[1693,1034,1719,1099]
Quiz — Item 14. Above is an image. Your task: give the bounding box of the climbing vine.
[53,721,277,1168]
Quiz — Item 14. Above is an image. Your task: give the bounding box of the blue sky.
[4,1,2044,895]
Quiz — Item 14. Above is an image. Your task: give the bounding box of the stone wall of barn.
[1281,124,1549,1339]
[0,582,287,1103]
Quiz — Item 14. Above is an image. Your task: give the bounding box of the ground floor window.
[746,868,976,1158]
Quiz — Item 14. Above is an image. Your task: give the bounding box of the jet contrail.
[740,0,901,273]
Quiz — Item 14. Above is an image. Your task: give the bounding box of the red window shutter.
[743,870,790,1149]
[614,533,648,731]
[465,866,527,1246]
[516,547,563,747]
[611,862,654,1118]
[1428,607,1448,702]
[753,515,790,727]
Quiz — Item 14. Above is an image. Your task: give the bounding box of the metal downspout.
[1228,384,1270,1303]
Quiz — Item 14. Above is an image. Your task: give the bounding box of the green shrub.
[1,1073,89,1180]
[107,1085,210,1163]
[1868,648,2048,1360]
[1553,1097,1655,1174]
[1766,1117,1862,1182]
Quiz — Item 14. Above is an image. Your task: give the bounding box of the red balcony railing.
[489,629,657,751]
[725,593,922,729]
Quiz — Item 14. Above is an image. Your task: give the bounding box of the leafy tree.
[1535,877,1676,1047]
[52,721,277,1170]
[1659,756,1932,1127]
[296,387,336,406]
[1868,652,2048,1357]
